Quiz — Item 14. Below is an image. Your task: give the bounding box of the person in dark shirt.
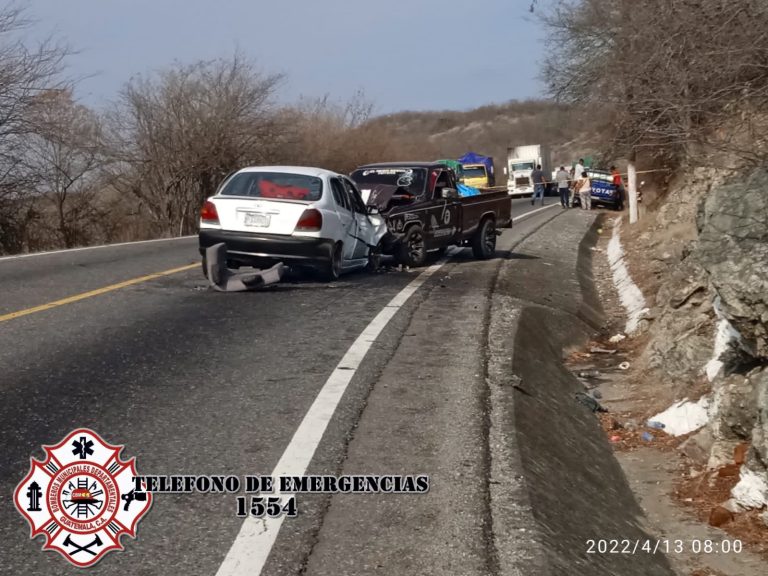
[530,165,546,206]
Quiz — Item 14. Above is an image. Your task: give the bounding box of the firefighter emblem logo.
[13,428,152,567]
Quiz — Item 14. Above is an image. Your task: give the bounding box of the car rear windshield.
[350,167,427,196]
[462,166,487,178]
[219,172,323,201]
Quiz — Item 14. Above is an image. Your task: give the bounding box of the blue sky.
[26,0,547,113]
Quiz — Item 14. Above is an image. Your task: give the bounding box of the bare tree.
[23,89,104,247]
[539,0,768,168]
[0,3,69,253]
[104,54,284,236]
[278,90,396,173]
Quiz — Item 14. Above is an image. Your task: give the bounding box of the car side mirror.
[367,205,380,215]
[441,187,458,199]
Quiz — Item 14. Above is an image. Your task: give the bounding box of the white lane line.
[512,203,559,222]
[215,257,449,576]
[0,235,196,262]
[216,204,557,575]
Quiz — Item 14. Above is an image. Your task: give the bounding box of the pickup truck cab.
[350,162,512,266]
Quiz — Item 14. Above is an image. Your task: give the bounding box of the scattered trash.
[650,396,710,436]
[610,435,622,442]
[575,392,608,413]
[590,347,617,355]
[618,361,631,370]
[609,333,626,343]
[624,419,638,431]
[577,369,601,379]
[609,418,622,430]
[646,420,666,430]
[591,389,603,400]
[641,431,654,442]
[597,228,603,234]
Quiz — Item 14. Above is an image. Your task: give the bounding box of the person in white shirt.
[570,159,585,206]
[575,170,592,210]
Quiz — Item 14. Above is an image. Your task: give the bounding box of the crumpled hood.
[364,184,402,212]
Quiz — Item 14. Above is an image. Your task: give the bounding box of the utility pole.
[628,152,638,224]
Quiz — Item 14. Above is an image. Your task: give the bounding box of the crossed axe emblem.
[62,533,103,556]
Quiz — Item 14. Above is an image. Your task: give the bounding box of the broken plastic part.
[205,243,285,292]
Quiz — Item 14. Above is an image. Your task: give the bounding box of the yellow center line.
[0,263,199,324]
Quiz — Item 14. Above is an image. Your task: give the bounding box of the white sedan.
[198,166,388,281]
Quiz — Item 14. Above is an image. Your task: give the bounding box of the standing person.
[611,165,625,209]
[556,165,570,208]
[577,170,592,210]
[530,164,546,206]
[571,158,585,206]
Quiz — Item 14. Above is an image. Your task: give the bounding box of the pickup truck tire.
[398,225,426,267]
[472,218,497,259]
[321,242,343,281]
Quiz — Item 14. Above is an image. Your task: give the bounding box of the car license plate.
[244,212,270,227]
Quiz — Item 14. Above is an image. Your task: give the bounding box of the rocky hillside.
[629,167,768,512]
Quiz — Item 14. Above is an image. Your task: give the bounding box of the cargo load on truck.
[457,152,495,188]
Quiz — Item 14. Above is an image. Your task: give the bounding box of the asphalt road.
[0,198,614,576]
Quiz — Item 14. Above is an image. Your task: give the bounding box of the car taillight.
[200,200,219,224]
[295,209,322,232]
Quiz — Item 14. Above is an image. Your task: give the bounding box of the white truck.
[505,144,552,197]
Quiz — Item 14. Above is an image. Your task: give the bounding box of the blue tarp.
[457,152,494,177]
[457,183,479,197]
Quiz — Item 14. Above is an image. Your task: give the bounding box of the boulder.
[696,168,768,359]
[678,427,714,465]
[709,373,759,441]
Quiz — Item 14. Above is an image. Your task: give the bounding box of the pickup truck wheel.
[472,218,496,259]
[321,243,343,281]
[398,225,426,267]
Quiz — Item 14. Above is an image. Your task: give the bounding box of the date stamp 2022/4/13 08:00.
[586,539,743,555]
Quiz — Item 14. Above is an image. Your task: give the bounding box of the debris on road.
[590,346,617,355]
[649,396,710,436]
[577,369,601,379]
[609,333,626,343]
[641,431,654,442]
[618,361,630,370]
[646,420,666,430]
[205,243,286,292]
[575,391,608,413]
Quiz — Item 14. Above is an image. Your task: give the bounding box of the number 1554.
[235,496,298,518]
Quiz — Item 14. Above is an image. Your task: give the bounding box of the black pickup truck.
[350,162,512,266]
